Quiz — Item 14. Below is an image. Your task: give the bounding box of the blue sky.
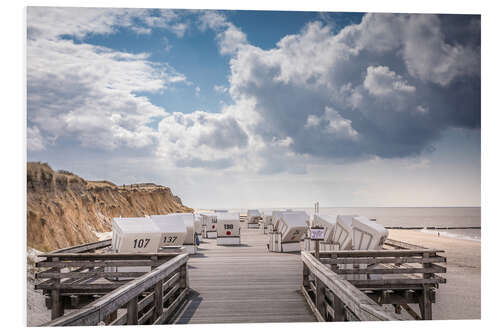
[27,7,481,208]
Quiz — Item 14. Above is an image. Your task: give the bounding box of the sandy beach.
[389,230,481,320]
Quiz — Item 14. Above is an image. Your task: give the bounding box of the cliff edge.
[27,162,193,252]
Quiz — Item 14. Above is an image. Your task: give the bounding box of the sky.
[26,7,481,209]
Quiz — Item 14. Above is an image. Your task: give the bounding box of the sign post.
[310,226,325,259]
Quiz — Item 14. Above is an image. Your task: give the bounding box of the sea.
[220,207,481,241]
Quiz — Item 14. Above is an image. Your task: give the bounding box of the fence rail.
[39,252,189,326]
[301,245,446,321]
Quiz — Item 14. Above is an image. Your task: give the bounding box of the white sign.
[310,227,325,241]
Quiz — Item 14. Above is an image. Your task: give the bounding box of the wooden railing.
[48,239,112,254]
[301,247,446,321]
[36,251,189,325]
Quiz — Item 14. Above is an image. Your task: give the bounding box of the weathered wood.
[312,249,443,257]
[384,238,427,250]
[36,260,164,268]
[103,310,117,324]
[126,296,138,325]
[137,292,154,312]
[40,253,178,259]
[366,290,435,305]
[333,265,446,275]
[315,279,326,319]
[302,251,403,321]
[42,253,189,326]
[175,226,316,324]
[153,288,189,324]
[300,286,325,322]
[348,277,445,287]
[333,295,346,321]
[37,283,126,291]
[321,256,446,265]
[110,311,128,326]
[37,271,147,279]
[303,264,310,288]
[50,257,64,320]
[154,281,163,320]
[401,304,422,320]
[419,286,432,320]
[162,283,180,303]
[49,239,112,254]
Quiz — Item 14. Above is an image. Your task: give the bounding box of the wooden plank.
[384,239,427,250]
[321,256,446,265]
[153,287,189,324]
[302,251,403,321]
[333,265,446,275]
[154,281,163,320]
[40,253,178,259]
[162,283,180,303]
[127,296,138,325]
[300,286,325,322]
[37,271,147,279]
[348,277,446,287]
[36,260,160,268]
[137,292,155,312]
[138,306,154,325]
[49,239,112,254]
[42,253,189,326]
[313,249,443,257]
[37,283,126,291]
[50,257,64,320]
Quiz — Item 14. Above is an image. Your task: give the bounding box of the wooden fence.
[35,250,189,325]
[301,246,446,321]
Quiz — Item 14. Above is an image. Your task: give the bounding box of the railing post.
[333,296,346,321]
[180,263,188,289]
[303,263,310,289]
[419,253,433,320]
[50,257,64,320]
[315,279,326,320]
[419,285,432,320]
[154,280,164,320]
[126,296,138,325]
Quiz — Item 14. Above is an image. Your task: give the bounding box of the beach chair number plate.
[133,238,151,248]
[163,236,178,243]
[310,227,325,241]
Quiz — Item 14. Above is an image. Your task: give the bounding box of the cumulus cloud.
[27,9,480,176]
[364,66,416,96]
[27,126,45,152]
[219,13,480,169]
[27,7,188,151]
[155,111,248,168]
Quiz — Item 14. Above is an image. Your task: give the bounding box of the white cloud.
[305,115,321,128]
[407,158,431,170]
[131,26,152,35]
[363,66,416,96]
[213,85,228,93]
[27,8,188,151]
[27,9,480,177]
[27,126,45,152]
[155,111,249,169]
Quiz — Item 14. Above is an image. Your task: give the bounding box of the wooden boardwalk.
[174,225,316,324]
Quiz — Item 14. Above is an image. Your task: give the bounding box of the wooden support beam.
[333,296,346,322]
[154,281,163,320]
[419,286,433,320]
[315,279,327,319]
[401,304,422,320]
[50,257,64,320]
[126,296,138,325]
